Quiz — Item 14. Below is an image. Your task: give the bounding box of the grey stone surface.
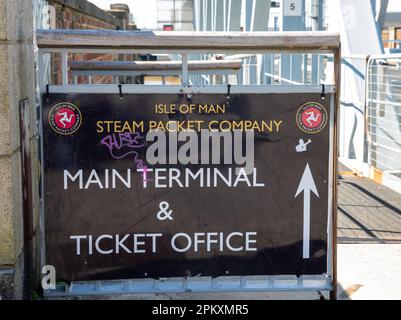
[0,0,33,42]
[0,44,9,115]
[3,43,36,156]
[0,1,7,41]
[0,249,34,300]
[0,151,23,266]
[11,151,23,259]
[0,269,14,300]
[0,156,15,265]
[0,0,39,301]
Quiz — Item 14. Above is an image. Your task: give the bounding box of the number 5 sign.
[283,0,302,16]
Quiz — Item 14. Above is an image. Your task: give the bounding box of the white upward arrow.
[295,164,319,259]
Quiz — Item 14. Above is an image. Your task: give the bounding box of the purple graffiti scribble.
[100,132,153,182]
[100,132,145,160]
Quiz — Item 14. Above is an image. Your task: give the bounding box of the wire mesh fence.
[367,56,401,178]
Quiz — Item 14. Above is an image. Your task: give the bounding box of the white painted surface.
[295,164,320,259]
[326,0,383,175]
[327,0,382,55]
[337,244,401,300]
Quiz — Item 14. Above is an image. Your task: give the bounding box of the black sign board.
[42,92,333,282]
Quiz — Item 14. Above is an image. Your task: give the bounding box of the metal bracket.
[321,83,326,100]
[118,83,123,100]
[226,83,232,107]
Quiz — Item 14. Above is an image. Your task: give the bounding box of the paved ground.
[338,173,401,244]
[337,244,401,299]
[334,169,401,299]
[53,165,401,300]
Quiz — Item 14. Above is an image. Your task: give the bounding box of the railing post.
[181,53,189,86]
[330,44,341,301]
[61,51,69,86]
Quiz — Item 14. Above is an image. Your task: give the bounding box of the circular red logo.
[296,102,328,134]
[49,102,82,135]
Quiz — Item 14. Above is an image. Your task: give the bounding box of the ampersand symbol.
[157,201,174,221]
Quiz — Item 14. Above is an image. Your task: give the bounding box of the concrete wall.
[0,0,39,299]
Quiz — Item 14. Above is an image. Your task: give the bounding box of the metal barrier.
[335,53,401,194]
[41,50,330,88]
[366,54,401,192]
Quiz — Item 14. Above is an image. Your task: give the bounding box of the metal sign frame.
[36,30,341,299]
